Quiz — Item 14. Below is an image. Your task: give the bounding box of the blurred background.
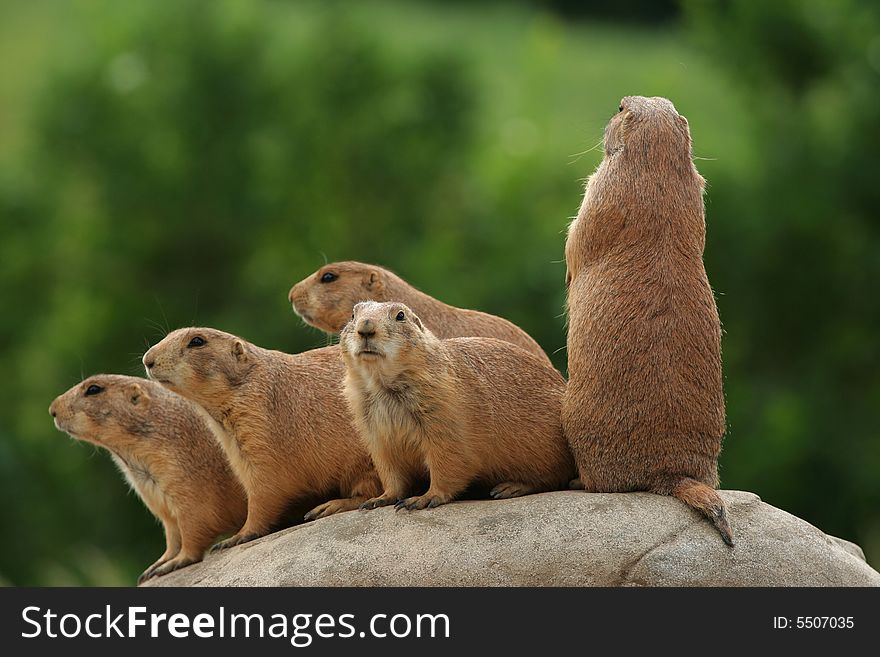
[0,0,878,585]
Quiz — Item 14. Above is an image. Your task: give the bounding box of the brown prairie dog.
[340,301,575,511]
[142,328,381,551]
[289,261,552,365]
[563,96,732,545]
[49,375,247,583]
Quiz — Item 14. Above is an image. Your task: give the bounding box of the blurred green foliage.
[685,0,880,565]
[0,0,877,584]
[436,0,680,23]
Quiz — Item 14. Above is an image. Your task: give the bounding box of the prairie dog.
[143,328,381,550]
[563,96,732,545]
[289,261,551,365]
[340,301,575,510]
[49,375,247,582]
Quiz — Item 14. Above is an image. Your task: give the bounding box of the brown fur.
[563,96,732,546]
[49,375,247,583]
[340,301,575,510]
[289,261,551,365]
[142,328,381,551]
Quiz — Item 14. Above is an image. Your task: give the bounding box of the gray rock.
[828,535,867,562]
[143,490,880,587]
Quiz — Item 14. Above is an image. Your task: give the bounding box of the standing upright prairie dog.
[563,96,732,545]
[289,261,551,365]
[341,301,575,510]
[143,328,381,550]
[49,375,247,583]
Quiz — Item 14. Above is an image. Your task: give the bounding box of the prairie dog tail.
[663,477,734,547]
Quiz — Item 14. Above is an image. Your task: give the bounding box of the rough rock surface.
[144,490,880,587]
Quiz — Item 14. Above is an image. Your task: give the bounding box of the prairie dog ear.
[411,314,424,331]
[365,270,384,292]
[232,340,247,362]
[677,115,691,140]
[127,383,150,406]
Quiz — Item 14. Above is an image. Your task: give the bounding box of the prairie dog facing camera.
[49,375,247,583]
[340,301,575,511]
[563,95,732,545]
[289,261,551,365]
[143,328,381,551]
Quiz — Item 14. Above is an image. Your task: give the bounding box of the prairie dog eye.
[85,384,103,396]
[188,336,206,348]
[618,104,624,112]
[320,272,337,283]
[396,311,405,321]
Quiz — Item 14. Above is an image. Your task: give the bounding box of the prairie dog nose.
[357,318,376,338]
[49,402,57,417]
[142,350,156,370]
[288,284,297,305]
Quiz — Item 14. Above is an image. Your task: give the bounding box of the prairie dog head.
[289,261,387,333]
[340,301,431,377]
[142,327,253,409]
[567,96,703,285]
[603,96,696,173]
[49,374,156,452]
